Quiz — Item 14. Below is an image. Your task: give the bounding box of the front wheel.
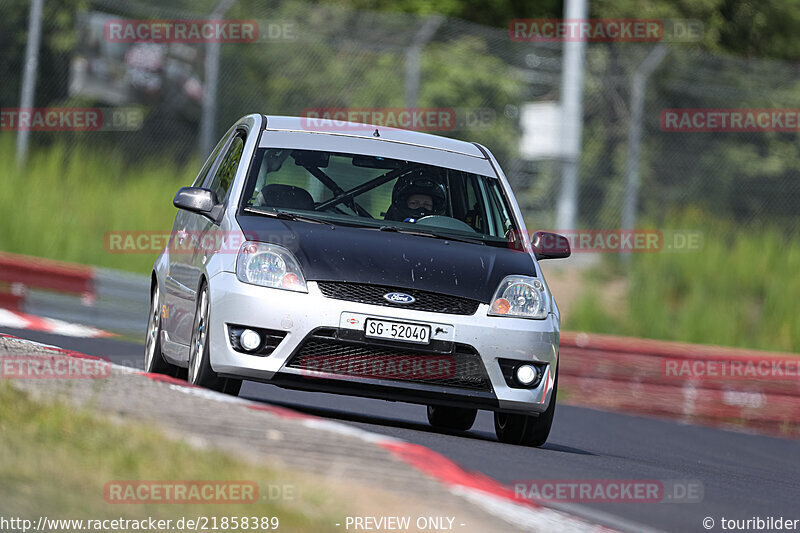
[494,372,557,447]
[144,284,180,375]
[188,283,242,396]
[427,405,477,431]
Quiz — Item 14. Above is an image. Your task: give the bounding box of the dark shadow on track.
[539,442,596,455]
[240,392,596,455]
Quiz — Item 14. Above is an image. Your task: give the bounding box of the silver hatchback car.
[146,114,570,446]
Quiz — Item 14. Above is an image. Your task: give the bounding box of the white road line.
[0,308,31,329]
[0,309,113,338]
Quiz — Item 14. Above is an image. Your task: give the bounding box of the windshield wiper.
[244,207,330,225]
[378,225,486,246]
[245,207,382,229]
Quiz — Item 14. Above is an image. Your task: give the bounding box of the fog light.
[240,329,261,351]
[515,364,538,386]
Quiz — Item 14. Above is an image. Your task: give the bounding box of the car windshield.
[241,148,518,243]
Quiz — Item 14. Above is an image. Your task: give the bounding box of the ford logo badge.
[383,292,416,304]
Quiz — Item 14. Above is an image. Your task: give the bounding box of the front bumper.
[208,272,559,414]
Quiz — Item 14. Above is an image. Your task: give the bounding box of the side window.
[487,179,514,236]
[192,133,231,187]
[464,175,488,233]
[207,133,245,201]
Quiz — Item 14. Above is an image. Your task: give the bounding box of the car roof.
[262,115,487,159]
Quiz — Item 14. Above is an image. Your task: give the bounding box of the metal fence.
[3,0,800,234]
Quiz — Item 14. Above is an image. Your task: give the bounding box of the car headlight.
[488,275,548,319]
[235,241,307,293]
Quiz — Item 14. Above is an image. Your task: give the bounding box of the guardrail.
[0,252,148,335]
[559,332,800,437]
[1,251,798,437]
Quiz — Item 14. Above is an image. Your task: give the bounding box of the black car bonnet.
[236,214,536,303]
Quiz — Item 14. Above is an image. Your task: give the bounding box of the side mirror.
[531,231,571,260]
[173,187,223,223]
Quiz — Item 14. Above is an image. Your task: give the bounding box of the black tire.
[144,283,180,375]
[187,282,242,396]
[494,372,557,447]
[427,405,478,431]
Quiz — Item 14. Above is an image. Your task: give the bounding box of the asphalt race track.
[5,326,798,533]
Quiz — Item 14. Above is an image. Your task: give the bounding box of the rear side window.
[207,134,245,201]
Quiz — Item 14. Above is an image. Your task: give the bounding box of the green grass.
[0,383,343,530]
[566,210,800,353]
[0,137,195,274]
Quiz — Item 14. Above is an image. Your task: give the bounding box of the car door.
[163,131,233,346]
[173,130,247,345]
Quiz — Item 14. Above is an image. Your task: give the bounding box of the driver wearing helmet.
[384,173,447,222]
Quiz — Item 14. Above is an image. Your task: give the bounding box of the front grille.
[285,334,491,391]
[316,281,481,315]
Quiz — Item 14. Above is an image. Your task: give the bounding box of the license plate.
[365,319,431,344]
